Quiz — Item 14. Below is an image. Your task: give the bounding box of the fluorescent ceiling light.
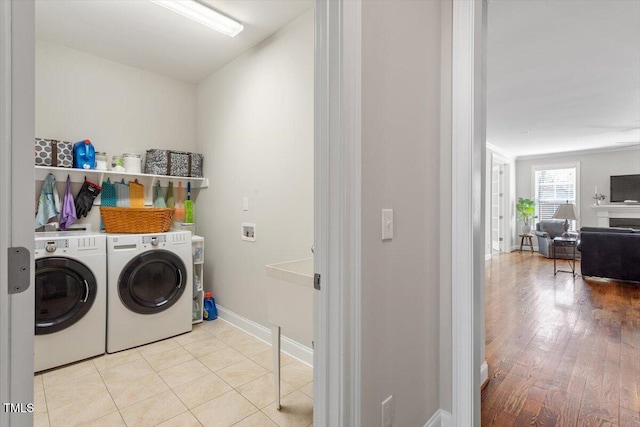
[150,0,244,37]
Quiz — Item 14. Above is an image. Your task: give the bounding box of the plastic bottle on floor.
[203,292,217,321]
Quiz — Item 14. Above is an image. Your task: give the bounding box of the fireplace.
[610,218,640,228]
[592,204,640,228]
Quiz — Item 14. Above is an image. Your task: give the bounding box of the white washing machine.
[106,231,192,353]
[34,232,106,372]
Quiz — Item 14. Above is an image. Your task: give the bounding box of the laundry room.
[32,1,314,426]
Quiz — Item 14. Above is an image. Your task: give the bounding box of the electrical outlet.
[381,395,393,427]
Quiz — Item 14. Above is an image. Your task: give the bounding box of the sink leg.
[271,324,281,410]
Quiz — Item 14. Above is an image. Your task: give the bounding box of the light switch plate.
[382,209,393,240]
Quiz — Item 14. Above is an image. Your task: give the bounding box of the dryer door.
[118,250,187,315]
[35,257,98,335]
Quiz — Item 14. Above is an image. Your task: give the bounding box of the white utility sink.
[264,257,314,410]
[265,257,314,288]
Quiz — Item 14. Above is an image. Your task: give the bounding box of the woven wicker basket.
[100,207,175,233]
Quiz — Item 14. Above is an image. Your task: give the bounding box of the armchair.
[534,220,579,259]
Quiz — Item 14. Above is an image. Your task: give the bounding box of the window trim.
[531,162,581,229]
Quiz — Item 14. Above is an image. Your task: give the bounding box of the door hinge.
[499,237,504,241]
[499,193,504,197]
[8,247,30,295]
[314,273,321,290]
[499,215,504,219]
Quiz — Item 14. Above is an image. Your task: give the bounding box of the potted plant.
[516,197,537,234]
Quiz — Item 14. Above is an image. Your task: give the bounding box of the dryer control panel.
[142,235,167,248]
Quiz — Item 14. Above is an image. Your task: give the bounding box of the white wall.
[195,11,314,347]
[361,1,442,425]
[35,40,197,230]
[515,146,640,238]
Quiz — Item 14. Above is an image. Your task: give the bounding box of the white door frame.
[1,0,364,424]
[314,0,361,426]
[451,0,486,425]
[0,0,35,426]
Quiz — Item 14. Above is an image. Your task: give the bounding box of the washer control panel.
[35,239,69,252]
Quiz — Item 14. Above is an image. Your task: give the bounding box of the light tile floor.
[34,319,313,427]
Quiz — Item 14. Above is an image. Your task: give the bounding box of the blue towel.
[35,173,60,228]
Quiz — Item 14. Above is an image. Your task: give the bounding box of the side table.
[553,236,577,277]
[519,234,534,252]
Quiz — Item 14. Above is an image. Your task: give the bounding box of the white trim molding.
[424,409,453,427]
[486,142,513,162]
[215,306,313,366]
[516,143,640,162]
[451,0,485,425]
[480,361,488,386]
[314,0,362,426]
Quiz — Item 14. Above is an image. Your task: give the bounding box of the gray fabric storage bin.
[145,149,203,178]
[34,138,73,167]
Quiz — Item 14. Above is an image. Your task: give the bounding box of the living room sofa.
[579,227,640,282]
[534,219,578,259]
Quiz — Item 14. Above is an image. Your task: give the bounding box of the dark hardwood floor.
[482,251,640,427]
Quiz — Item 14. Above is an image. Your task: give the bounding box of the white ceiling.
[487,0,640,158]
[36,0,313,84]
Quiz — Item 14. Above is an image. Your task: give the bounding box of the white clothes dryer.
[34,232,106,372]
[106,231,192,353]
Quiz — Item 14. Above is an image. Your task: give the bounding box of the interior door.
[491,163,501,251]
[0,0,35,426]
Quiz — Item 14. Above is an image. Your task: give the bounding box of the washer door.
[35,257,97,335]
[118,250,187,315]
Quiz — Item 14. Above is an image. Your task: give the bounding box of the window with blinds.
[534,166,578,229]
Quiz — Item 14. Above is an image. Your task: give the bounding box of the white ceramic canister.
[123,153,142,174]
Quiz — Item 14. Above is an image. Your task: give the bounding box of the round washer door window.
[118,250,187,315]
[35,257,97,335]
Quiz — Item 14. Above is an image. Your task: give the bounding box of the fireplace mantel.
[591,204,640,227]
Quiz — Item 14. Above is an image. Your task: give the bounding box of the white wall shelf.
[36,165,208,188]
[36,165,208,206]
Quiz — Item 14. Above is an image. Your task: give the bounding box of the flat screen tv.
[610,174,640,203]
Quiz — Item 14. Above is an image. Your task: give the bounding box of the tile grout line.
[93,356,130,426]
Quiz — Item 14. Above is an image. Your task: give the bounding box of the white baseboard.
[424,409,452,427]
[480,360,488,386]
[216,305,313,367]
[485,253,492,261]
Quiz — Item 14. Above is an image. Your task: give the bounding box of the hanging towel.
[153,181,166,207]
[115,179,130,207]
[166,181,175,208]
[100,178,116,207]
[129,179,145,208]
[35,173,61,228]
[100,178,116,231]
[59,176,77,230]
